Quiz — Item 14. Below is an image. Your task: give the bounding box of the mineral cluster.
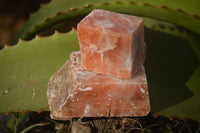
[47,9,150,120]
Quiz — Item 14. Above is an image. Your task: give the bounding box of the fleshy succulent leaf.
[0,30,79,113]
[1,0,200,121]
[157,96,200,121]
[144,28,199,121]
[15,0,200,44]
[143,18,200,121]
[1,27,199,120]
[186,66,200,96]
[143,17,200,61]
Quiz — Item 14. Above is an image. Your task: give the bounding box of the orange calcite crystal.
[47,52,150,120]
[77,9,146,79]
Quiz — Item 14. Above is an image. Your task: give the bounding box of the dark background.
[0,0,50,46]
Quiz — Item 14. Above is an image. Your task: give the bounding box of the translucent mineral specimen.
[77,9,146,79]
[47,52,150,120]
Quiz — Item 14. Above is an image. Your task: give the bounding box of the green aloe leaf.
[186,65,200,96]
[0,30,79,112]
[15,0,200,43]
[143,18,200,120]
[1,27,199,120]
[158,65,200,120]
[143,17,200,61]
[144,28,199,121]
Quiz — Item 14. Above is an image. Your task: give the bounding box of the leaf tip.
[69,7,77,11]
[153,114,159,118]
[55,30,60,34]
[165,25,169,29]
[174,27,178,31]
[115,1,123,4]
[176,9,185,13]
[56,12,64,16]
[84,4,92,8]
[35,34,41,38]
[160,5,168,9]
[44,17,50,21]
[183,30,187,34]
[168,117,173,121]
[102,2,110,5]
[72,27,76,30]
[155,25,160,29]
[193,14,200,19]
[5,112,10,115]
[40,3,45,8]
[3,44,9,48]
[22,111,28,114]
[143,2,152,6]
[37,111,44,114]
[34,24,39,28]
[18,38,22,42]
[129,1,136,4]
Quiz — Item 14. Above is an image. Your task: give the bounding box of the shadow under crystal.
[144,27,198,113]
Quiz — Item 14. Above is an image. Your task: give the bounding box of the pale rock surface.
[77,9,146,79]
[47,52,150,120]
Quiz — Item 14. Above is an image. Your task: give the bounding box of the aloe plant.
[0,0,199,122]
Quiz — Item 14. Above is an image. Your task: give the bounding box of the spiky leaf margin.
[15,0,200,43]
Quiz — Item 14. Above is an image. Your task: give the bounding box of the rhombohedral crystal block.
[47,52,150,120]
[77,9,146,79]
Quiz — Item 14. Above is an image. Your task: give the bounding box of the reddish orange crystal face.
[47,52,150,120]
[77,9,146,79]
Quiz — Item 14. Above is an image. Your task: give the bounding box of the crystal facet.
[77,9,146,79]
